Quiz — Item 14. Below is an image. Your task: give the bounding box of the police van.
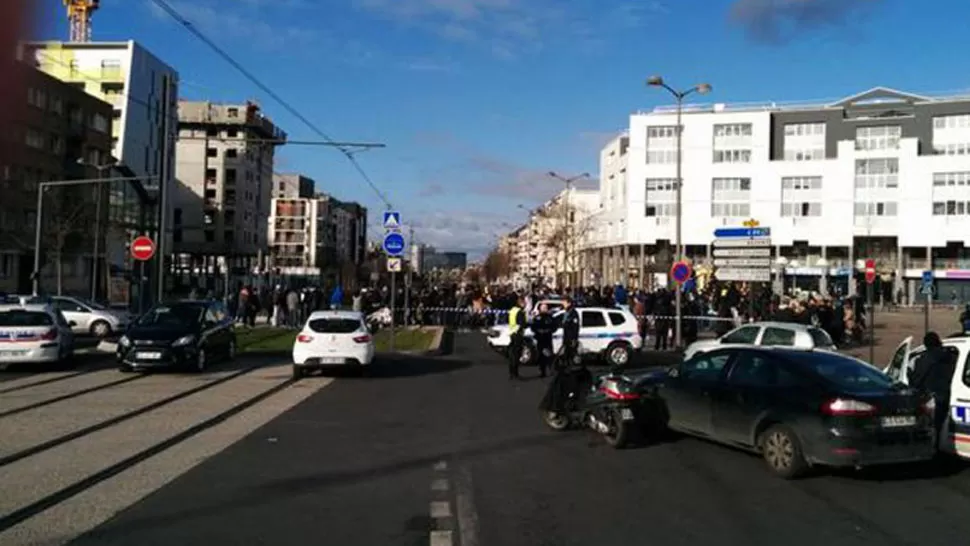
[0,303,76,369]
[885,334,970,458]
[486,306,643,367]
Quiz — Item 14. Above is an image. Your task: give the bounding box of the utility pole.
[156,74,172,304]
[404,225,413,326]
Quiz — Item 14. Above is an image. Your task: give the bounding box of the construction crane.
[64,0,99,42]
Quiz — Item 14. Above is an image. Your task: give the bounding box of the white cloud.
[410,210,517,257]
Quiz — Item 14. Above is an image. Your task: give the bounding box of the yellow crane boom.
[64,0,99,42]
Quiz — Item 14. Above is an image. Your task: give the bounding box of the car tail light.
[353,335,371,344]
[921,397,936,414]
[40,328,58,341]
[821,398,876,416]
[296,334,313,343]
[599,379,639,401]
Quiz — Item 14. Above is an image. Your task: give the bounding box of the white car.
[292,310,375,378]
[683,321,837,360]
[486,306,643,367]
[884,334,970,458]
[50,296,130,338]
[0,304,76,368]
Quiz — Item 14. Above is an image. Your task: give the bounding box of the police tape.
[389,306,738,322]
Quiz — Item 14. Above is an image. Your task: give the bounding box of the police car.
[884,333,970,458]
[0,303,76,368]
[486,306,642,367]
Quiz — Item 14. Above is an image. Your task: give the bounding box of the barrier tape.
[387,306,738,322]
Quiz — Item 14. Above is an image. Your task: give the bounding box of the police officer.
[560,296,581,370]
[530,302,556,377]
[960,304,970,334]
[507,295,526,380]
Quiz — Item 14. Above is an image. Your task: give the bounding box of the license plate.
[320,357,344,364]
[0,351,25,357]
[620,408,635,421]
[881,415,916,428]
[137,351,162,360]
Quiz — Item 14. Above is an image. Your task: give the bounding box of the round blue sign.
[383,232,406,256]
[670,261,692,284]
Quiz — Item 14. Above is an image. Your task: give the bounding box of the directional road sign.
[386,257,402,272]
[670,260,692,285]
[713,223,771,283]
[383,211,402,230]
[922,270,934,284]
[382,232,406,256]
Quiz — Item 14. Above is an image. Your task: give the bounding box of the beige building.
[171,100,286,294]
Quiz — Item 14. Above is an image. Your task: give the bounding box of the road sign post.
[865,259,876,364]
[713,222,771,321]
[922,270,934,335]
[382,214,405,351]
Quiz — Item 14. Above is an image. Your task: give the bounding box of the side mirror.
[68,321,77,327]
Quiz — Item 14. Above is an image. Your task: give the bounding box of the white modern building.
[584,87,970,302]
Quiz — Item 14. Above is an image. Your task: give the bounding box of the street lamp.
[77,156,118,301]
[32,174,159,296]
[547,171,590,288]
[646,75,712,349]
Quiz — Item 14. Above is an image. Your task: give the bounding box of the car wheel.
[606,342,632,367]
[760,424,808,479]
[90,320,112,338]
[292,364,304,379]
[602,409,632,449]
[194,348,207,373]
[542,411,570,431]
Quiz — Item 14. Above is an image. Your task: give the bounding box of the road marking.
[433,460,448,471]
[430,530,453,546]
[430,500,452,518]
[431,478,450,491]
[455,465,481,546]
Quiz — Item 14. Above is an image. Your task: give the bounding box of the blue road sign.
[670,260,692,284]
[382,211,402,230]
[382,232,406,256]
[714,227,771,238]
[922,270,934,284]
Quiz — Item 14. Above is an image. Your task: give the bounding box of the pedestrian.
[560,296,581,370]
[507,294,526,380]
[530,302,556,378]
[909,331,957,448]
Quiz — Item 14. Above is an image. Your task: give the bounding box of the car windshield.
[136,303,204,328]
[792,352,894,391]
[308,318,361,334]
[0,310,53,327]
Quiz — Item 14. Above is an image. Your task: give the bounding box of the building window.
[225,148,237,158]
[645,178,677,192]
[932,201,970,216]
[50,135,64,154]
[645,126,678,164]
[782,176,822,191]
[931,114,970,155]
[712,177,751,192]
[227,129,239,138]
[25,129,45,149]
[91,113,109,133]
[782,122,825,161]
[781,202,822,217]
[855,125,901,151]
[204,230,215,243]
[644,203,676,217]
[228,108,239,118]
[225,169,237,185]
[206,128,218,137]
[711,177,751,218]
[206,147,217,157]
[933,172,970,187]
[27,87,46,109]
[173,208,182,224]
[713,123,752,137]
[854,202,898,217]
[855,158,899,188]
[711,203,750,217]
[713,149,751,163]
[49,96,63,115]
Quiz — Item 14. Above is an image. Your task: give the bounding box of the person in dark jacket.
[909,331,957,443]
[560,297,581,369]
[530,303,557,377]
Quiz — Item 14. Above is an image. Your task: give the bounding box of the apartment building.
[588,87,970,302]
[171,100,285,294]
[20,40,178,306]
[0,63,113,295]
[273,173,314,199]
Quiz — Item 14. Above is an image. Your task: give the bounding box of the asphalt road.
[6,334,970,546]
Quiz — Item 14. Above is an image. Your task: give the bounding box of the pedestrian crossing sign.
[383,211,401,230]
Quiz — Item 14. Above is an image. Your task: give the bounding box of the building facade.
[586,87,970,302]
[273,173,314,199]
[171,100,285,295]
[20,40,179,307]
[0,63,114,295]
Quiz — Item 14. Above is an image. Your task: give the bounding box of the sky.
[30,0,970,258]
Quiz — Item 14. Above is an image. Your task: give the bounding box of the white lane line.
[455,466,481,546]
[430,500,452,519]
[433,460,448,472]
[430,530,453,546]
[431,478,450,492]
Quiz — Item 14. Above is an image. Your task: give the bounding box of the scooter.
[539,348,663,449]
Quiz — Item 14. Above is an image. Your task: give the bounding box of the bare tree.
[41,186,95,295]
[482,248,512,282]
[537,200,594,286]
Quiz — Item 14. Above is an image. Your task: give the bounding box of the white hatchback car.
[684,321,837,360]
[292,310,375,378]
[0,304,76,369]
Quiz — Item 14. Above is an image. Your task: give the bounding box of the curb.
[394,326,446,357]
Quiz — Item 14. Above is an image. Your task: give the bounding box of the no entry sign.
[131,236,156,261]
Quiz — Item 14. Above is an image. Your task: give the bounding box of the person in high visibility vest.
[507,295,526,380]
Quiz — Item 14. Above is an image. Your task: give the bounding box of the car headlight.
[118,336,131,347]
[172,335,196,347]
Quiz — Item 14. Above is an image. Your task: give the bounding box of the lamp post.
[77,156,119,302]
[646,75,713,349]
[547,171,590,289]
[32,175,159,296]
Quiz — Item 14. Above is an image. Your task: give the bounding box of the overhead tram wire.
[147,0,393,210]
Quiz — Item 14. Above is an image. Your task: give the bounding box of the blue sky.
[31,0,970,257]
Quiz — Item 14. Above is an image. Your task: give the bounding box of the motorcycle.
[538,347,664,449]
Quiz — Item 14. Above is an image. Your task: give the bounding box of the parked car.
[684,321,836,360]
[487,307,642,367]
[50,295,130,338]
[292,310,375,378]
[117,300,236,373]
[653,346,937,479]
[884,334,970,458]
[0,303,75,368]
